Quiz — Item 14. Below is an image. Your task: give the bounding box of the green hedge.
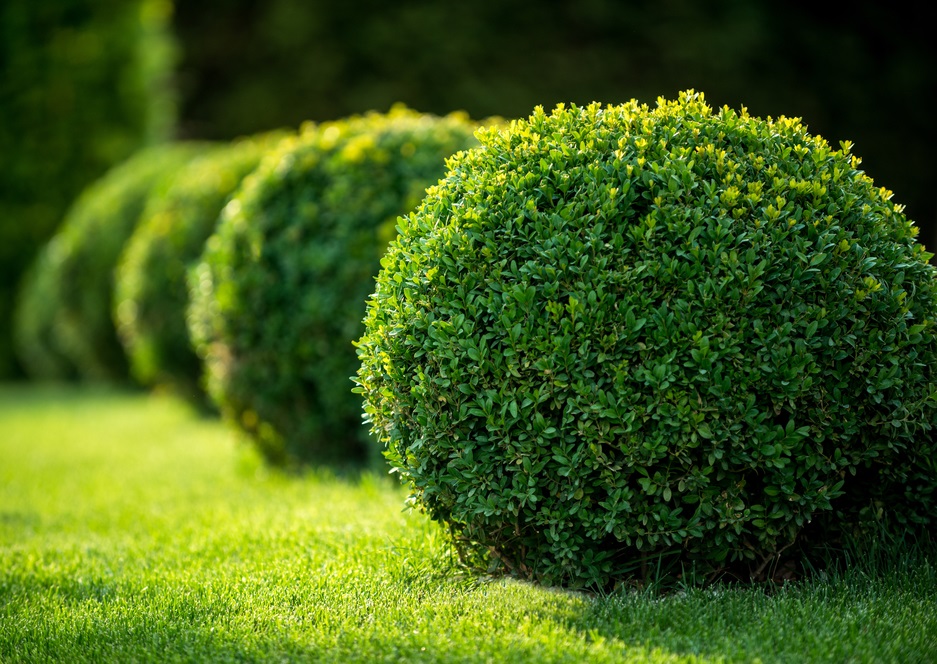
[114,131,286,401]
[16,143,208,383]
[188,107,480,465]
[0,0,176,378]
[356,92,937,588]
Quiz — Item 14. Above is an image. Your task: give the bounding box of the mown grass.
[1,385,936,663]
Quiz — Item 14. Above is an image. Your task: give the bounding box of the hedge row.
[114,131,286,403]
[15,143,209,383]
[16,93,935,589]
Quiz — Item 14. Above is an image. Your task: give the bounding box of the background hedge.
[0,0,177,378]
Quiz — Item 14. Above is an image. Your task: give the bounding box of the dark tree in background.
[174,0,934,248]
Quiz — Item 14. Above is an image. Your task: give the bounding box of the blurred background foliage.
[1,0,176,378]
[1,0,932,379]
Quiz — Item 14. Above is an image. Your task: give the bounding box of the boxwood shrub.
[187,107,480,465]
[355,91,937,588]
[114,132,286,401]
[31,143,208,382]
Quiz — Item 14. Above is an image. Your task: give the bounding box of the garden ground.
[1,385,935,662]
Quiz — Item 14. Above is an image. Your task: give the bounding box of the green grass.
[1,386,936,663]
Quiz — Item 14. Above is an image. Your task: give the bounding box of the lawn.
[1,386,935,663]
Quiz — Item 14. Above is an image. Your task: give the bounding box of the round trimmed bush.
[114,131,287,401]
[187,107,481,465]
[356,91,937,588]
[38,143,209,382]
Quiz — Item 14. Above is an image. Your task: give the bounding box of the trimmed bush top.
[356,91,937,588]
[188,106,482,465]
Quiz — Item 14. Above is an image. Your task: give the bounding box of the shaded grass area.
[1,385,935,663]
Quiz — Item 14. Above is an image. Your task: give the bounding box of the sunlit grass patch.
[1,386,935,662]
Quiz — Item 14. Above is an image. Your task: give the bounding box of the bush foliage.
[356,91,937,588]
[188,107,480,465]
[0,0,176,378]
[114,132,286,401]
[16,143,208,382]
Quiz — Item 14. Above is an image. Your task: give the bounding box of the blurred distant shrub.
[114,131,286,402]
[0,0,177,378]
[16,144,208,383]
[188,107,480,465]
